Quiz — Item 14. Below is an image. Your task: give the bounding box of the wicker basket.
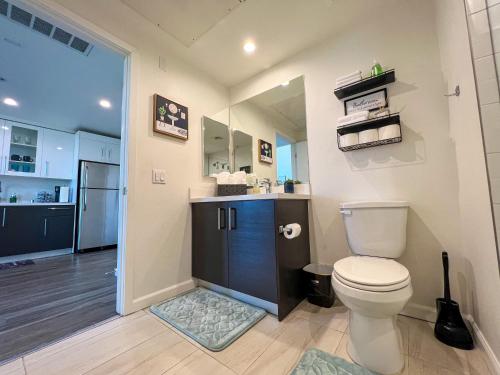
[217,184,247,196]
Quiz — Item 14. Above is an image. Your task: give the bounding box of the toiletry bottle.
[371,60,383,77]
[9,193,17,203]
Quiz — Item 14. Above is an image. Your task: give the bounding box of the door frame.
[22,0,138,314]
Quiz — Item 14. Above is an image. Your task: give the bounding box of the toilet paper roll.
[339,133,359,147]
[284,223,302,239]
[359,129,379,144]
[378,124,401,140]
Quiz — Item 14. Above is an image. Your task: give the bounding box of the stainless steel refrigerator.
[77,161,120,252]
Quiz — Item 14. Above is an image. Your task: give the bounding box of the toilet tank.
[340,201,409,258]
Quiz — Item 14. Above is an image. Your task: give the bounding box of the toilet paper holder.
[278,225,293,235]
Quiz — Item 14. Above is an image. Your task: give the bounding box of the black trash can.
[303,263,335,308]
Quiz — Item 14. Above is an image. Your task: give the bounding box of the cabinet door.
[40,206,75,251]
[79,137,106,162]
[0,207,41,257]
[41,129,75,179]
[106,142,120,165]
[192,202,228,287]
[0,120,6,174]
[2,122,43,177]
[228,200,277,302]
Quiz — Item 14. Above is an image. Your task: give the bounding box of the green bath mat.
[291,349,378,375]
[150,287,266,351]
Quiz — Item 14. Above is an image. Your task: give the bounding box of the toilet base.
[347,311,404,375]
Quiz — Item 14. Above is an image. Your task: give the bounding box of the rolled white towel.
[339,133,359,147]
[336,75,362,88]
[336,70,362,83]
[359,129,379,144]
[216,172,230,185]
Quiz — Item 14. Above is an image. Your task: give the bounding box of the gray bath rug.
[291,349,379,375]
[150,287,266,351]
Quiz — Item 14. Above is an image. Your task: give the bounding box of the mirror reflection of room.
[202,116,230,175]
[230,75,309,185]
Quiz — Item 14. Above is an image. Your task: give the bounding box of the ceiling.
[0,1,124,137]
[119,0,389,86]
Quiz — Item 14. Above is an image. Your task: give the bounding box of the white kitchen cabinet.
[40,129,75,180]
[77,131,120,165]
[105,141,120,165]
[1,121,43,177]
[0,119,6,174]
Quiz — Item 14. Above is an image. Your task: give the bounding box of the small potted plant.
[284,179,295,193]
[158,106,167,121]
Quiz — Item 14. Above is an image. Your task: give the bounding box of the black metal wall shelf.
[334,69,395,99]
[337,113,401,152]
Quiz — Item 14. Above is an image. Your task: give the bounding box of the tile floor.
[0,299,493,375]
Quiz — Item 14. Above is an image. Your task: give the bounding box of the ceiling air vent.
[70,37,89,53]
[0,0,8,16]
[52,27,72,45]
[1,2,93,55]
[33,17,53,37]
[10,5,32,26]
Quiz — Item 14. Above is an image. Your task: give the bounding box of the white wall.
[434,0,500,365]
[43,0,230,312]
[231,0,463,318]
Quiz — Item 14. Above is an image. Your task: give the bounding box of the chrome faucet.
[261,178,272,194]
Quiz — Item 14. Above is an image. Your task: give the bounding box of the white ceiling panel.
[121,0,245,47]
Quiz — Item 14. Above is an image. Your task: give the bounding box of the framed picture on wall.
[259,139,273,164]
[153,94,189,140]
[344,88,387,115]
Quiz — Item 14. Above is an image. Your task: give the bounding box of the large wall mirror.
[202,75,309,183]
[230,75,309,183]
[202,116,230,175]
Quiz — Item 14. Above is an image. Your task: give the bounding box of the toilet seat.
[333,256,410,292]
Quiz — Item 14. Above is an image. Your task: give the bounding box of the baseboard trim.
[401,302,437,322]
[130,279,196,310]
[465,314,500,375]
[0,248,73,263]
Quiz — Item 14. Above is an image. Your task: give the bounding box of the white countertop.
[190,193,311,203]
[0,202,76,207]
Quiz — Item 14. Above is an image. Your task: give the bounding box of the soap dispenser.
[371,60,383,77]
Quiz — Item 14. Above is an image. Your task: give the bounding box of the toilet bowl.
[332,201,412,375]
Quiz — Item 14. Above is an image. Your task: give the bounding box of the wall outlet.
[152,169,166,184]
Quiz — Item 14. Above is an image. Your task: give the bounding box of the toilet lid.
[333,256,410,288]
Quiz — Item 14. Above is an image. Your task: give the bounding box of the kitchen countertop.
[189,193,311,203]
[0,202,76,207]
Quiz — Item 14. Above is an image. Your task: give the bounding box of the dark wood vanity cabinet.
[192,199,310,320]
[0,205,75,257]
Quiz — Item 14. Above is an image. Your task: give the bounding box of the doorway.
[0,0,130,363]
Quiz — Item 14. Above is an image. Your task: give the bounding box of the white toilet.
[332,201,412,375]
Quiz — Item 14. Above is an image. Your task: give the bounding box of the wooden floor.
[0,250,117,363]
[0,299,493,375]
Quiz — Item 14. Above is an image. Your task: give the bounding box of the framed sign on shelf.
[153,94,189,140]
[344,88,388,115]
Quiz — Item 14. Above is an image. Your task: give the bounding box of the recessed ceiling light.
[99,99,111,109]
[3,98,19,106]
[56,146,63,150]
[281,81,290,87]
[243,40,256,54]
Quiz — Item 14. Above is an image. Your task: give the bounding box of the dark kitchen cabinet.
[192,199,310,320]
[0,205,75,257]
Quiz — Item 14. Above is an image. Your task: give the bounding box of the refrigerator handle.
[83,189,88,211]
[84,164,89,187]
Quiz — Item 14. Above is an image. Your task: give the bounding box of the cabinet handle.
[46,161,49,177]
[48,207,73,211]
[2,208,6,227]
[101,147,105,159]
[217,208,226,230]
[228,207,236,231]
[108,148,111,161]
[43,218,47,237]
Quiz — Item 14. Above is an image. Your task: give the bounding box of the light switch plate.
[152,169,166,184]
